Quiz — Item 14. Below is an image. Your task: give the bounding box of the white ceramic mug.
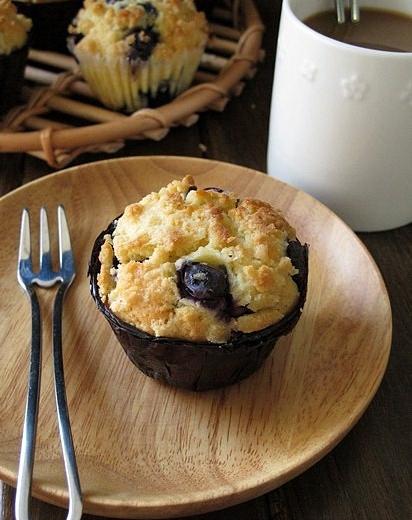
[267,0,412,231]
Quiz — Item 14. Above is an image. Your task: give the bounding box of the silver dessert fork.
[16,207,82,520]
[336,0,360,24]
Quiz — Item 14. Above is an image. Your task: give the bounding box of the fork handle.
[15,287,41,520]
[53,283,83,520]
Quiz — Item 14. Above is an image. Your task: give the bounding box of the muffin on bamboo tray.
[13,0,82,52]
[194,1,217,15]
[89,176,309,391]
[0,0,31,115]
[68,0,208,113]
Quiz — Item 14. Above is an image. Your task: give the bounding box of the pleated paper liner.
[0,0,264,169]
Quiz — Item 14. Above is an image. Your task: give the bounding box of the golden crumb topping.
[98,176,300,343]
[69,0,208,59]
[0,0,31,55]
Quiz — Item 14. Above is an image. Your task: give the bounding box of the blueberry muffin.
[89,176,308,390]
[68,0,208,112]
[0,0,31,115]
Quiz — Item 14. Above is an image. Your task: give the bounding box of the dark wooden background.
[1,1,411,519]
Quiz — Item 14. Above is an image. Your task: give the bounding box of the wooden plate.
[0,157,391,519]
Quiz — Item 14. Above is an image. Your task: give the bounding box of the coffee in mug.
[304,8,412,52]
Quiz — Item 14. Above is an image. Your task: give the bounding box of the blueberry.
[204,187,225,193]
[148,80,171,107]
[230,305,253,318]
[180,262,229,301]
[127,27,159,62]
[142,2,158,17]
[177,261,254,320]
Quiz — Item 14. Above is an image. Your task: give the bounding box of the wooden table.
[1,1,411,519]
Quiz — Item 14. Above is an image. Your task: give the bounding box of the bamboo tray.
[0,0,264,168]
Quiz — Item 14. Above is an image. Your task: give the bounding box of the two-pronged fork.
[336,0,360,24]
[16,207,82,520]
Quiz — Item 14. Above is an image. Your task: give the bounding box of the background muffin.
[0,0,31,115]
[69,0,208,113]
[13,0,82,53]
[90,176,308,390]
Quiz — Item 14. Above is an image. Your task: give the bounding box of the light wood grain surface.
[0,157,391,518]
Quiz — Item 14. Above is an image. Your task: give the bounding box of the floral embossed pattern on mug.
[340,74,368,101]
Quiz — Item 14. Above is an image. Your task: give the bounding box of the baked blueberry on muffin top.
[97,176,301,344]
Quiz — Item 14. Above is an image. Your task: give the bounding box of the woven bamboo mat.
[0,0,264,168]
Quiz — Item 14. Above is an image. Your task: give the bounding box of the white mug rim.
[283,0,412,58]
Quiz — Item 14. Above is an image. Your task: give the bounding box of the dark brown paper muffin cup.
[89,219,308,391]
[13,0,83,53]
[0,44,29,116]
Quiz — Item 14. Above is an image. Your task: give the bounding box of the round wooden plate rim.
[0,157,392,518]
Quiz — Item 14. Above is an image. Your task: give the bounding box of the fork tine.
[18,209,31,263]
[17,209,32,288]
[40,207,52,272]
[336,0,345,24]
[57,206,75,279]
[351,0,360,22]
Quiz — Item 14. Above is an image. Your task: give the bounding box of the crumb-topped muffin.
[97,175,300,342]
[0,0,31,115]
[89,175,308,390]
[69,0,208,112]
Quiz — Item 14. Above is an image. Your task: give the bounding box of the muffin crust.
[69,0,208,59]
[0,0,31,55]
[98,176,300,343]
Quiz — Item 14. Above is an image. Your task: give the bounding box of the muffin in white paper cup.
[68,0,208,113]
